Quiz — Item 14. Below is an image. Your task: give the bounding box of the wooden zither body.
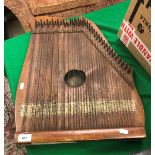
[15,17,145,144]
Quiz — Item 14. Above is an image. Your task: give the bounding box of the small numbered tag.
[19,82,24,89]
[18,134,32,142]
[119,129,128,135]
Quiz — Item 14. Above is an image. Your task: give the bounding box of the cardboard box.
[118,0,151,75]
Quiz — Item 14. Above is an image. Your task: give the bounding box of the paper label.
[119,129,128,135]
[20,82,24,90]
[18,134,32,142]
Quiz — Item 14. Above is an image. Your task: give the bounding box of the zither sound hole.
[64,69,86,88]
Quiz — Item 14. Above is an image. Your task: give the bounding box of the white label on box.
[120,20,151,64]
[18,134,32,142]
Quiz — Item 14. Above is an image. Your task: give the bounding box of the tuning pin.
[121,62,125,67]
[80,18,84,26]
[94,31,97,37]
[95,34,98,40]
[56,19,60,26]
[45,19,48,26]
[78,18,81,26]
[127,67,132,74]
[108,48,113,55]
[43,20,46,26]
[51,19,54,27]
[77,18,81,26]
[104,43,108,49]
[90,27,93,33]
[76,18,79,26]
[80,18,83,26]
[66,21,69,26]
[96,34,100,40]
[118,57,122,64]
[112,52,117,58]
[88,23,90,30]
[96,31,98,37]
[62,19,65,27]
[108,49,113,56]
[90,25,93,31]
[107,46,111,51]
[49,20,52,26]
[64,20,67,27]
[86,20,88,28]
[93,31,96,37]
[86,20,90,29]
[110,48,116,57]
[72,20,75,26]
[101,40,105,45]
[124,64,128,70]
[74,18,78,26]
[85,19,88,26]
[69,19,71,26]
[46,19,49,27]
[40,19,43,27]
[93,28,96,34]
[59,20,62,26]
[64,20,67,26]
[109,49,115,56]
[88,25,92,32]
[82,18,85,26]
[54,20,57,26]
[114,55,119,60]
[66,20,69,26]
[35,20,40,28]
[72,19,75,26]
[98,36,102,42]
[77,18,80,26]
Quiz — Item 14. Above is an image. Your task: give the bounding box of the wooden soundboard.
[15,17,145,144]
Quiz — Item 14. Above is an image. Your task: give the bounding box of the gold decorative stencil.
[19,100,137,118]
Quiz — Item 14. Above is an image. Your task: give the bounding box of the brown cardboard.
[118,0,151,75]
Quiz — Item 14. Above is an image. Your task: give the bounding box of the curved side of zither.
[15,17,145,144]
[4,0,33,31]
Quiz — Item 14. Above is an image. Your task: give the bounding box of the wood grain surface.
[28,0,96,15]
[5,0,123,31]
[15,17,145,144]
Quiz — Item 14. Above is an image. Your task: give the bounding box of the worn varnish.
[15,17,145,144]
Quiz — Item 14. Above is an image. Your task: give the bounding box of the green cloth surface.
[4,0,151,154]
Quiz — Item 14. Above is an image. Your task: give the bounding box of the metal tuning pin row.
[106,46,132,74]
[87,22,132,74]
[35,19,67,28]
[35,18,132,74]
[35,18,88,28]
